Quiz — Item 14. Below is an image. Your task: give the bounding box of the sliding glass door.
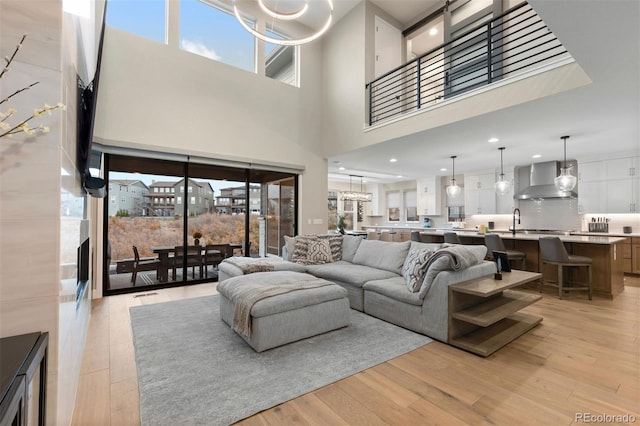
[103,154,297,295]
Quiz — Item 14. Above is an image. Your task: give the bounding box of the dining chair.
[539,236,592,300]
[131,245,161,286]
[443,232,461,244]
[484,234,527,270]
[204,244,230,278]
[172,246,204,280]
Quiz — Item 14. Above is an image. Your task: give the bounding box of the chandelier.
[340,175,372,202]
[232,0,334,46]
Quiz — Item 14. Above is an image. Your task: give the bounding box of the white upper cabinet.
[416,176,442,216]
[578,155,639,213]
[464,171,497,215]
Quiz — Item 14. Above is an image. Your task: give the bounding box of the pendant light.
[446,155,461,198]
[495,147,511,195]
[554,135,577,191]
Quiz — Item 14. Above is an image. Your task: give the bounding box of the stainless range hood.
[515,161,578,200]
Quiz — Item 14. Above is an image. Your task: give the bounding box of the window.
[404,190,418,222]
[387,191,400,222]
[265,29,298,87]
[180,0,255,73]
[191,197,196,205]
[177,196,182,205]
[106,0,166,44]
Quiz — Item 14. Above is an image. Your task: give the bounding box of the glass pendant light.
[495,147,511,195]
[446,155,461,198]
[554,135,577,191]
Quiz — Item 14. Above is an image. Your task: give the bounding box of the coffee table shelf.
[448,270,543,357]
[451,290,542,327]
[449,312,542,357]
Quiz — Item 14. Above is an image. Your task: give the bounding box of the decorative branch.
[0,34,64,140]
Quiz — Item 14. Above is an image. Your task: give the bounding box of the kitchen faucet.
[512,208,521,236]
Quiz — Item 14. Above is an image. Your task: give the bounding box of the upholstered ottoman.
[217,271,350,352]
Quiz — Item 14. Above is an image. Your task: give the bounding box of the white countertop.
[418,229,627,244]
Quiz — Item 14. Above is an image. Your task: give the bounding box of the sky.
[106,0,268,72]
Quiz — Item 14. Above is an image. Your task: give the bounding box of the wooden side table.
[448,270,543,357]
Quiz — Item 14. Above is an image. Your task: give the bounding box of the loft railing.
[366,2,569,126]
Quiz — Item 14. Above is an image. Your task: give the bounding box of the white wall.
[321,1,592,158]
[94,25,328,236]
[0,1,93,424]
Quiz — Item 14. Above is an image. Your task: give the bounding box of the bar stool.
[410,230,421,242]
[443,232,461,244]
[484,234,526,269]
[366,230,379,240]
[539,236,592,300]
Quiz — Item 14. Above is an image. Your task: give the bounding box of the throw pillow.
[306,238,333,265]
[292,235,316,264]
[317,234,343,261]
[402,248,434,292]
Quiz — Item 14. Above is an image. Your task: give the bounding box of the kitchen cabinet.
[632,237,640,274]
[365,183,382,216]
[578,155,639,213]
[416,176,442,216]
[464,171,496,215]
[622,238,632,273]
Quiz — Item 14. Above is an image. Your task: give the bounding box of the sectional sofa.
[218,235,496,343]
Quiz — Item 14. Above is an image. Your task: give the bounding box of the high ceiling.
[325,0,640,183]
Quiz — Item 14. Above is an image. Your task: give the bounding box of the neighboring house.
[215,185,261,214]
[147,181,176,217]
[107,180,150,217]
[174,178,215,216]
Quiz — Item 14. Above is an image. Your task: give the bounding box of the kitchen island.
[419,230,626,299]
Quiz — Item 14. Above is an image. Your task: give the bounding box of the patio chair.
[204,244,230,278]
[131,246,161,286]
[172,246,204,280]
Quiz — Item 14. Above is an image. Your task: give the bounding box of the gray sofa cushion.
[402,248,435,292]
[352,240,411,275]
[363,277,424,306]
[341,235,364,262]
[305,261,399,287]
[409,241,442,252]
[217,271,348,318]
[420,245,488,296]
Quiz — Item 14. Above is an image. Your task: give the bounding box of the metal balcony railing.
[366,2,569,126]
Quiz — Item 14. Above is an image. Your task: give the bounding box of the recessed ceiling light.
[488,137,499,143]
[396,175,403,178]
[440,168,447,172]
[532,154,542,159]
[389,158,398,163]
[429,27,438,36]
[339,166,345,170]
[362,179,368,183]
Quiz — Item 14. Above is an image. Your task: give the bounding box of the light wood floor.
[72,276,640,426]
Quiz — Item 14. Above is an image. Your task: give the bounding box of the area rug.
[130,294,432,426]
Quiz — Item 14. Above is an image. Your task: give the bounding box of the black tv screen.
[78,237,90,284]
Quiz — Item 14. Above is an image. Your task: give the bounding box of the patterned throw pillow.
[306,238,333,265]
[317,234,343,261]
[292,235,316,264]
[402,248,434,292]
